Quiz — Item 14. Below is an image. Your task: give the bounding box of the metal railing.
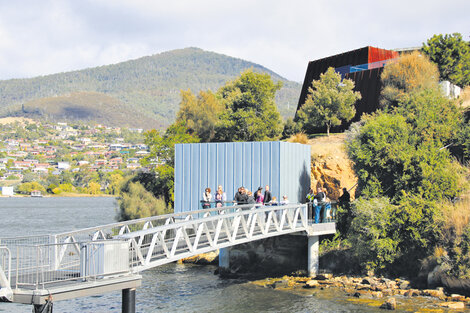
[12,240,134,290]
[0,247,11,285]
[0,202,327,291]
[117,203,309,271]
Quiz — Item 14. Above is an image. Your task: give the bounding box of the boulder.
[181,251,218,265]
[450,294,466,301]
[357,284,373,291]
[404,289,419,297]
[399,281,410,290]
[314,273,333,280]
[427,265,443,288]
[269,280,289,289]
[421,289,446,300]
[385,281,397,289]
[361,278,373,285]
[371,291,384,298]
[304,280,319,289]
[437,302,465,309]
[380,297,397,310]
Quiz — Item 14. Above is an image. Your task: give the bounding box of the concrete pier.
[218,247,230,270]
[307,235,319,276]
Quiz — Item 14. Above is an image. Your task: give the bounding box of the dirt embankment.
[307,134,357,200]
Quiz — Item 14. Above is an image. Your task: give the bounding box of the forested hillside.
[0,48,301,129]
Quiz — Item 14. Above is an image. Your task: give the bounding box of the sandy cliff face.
[307,134,357,200]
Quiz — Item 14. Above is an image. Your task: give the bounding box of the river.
[0,197,434,312]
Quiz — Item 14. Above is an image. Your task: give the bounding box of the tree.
[106,172,124,195]
[16,182,46,195]
[348,195,443,276]
[214,70,283,141]
[296,67,360,136]
[140,121,199,208]
[346,90,465,202]
[143,121,199,168]
[380,51,440,109]
[281,117,301,139]
[87,182,101,195]
[176,90,224,142]
[117,182,167,221]
[422,33,470,87]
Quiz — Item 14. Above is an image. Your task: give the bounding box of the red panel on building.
[368,47,398,64]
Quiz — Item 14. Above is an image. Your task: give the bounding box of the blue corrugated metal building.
[174,141,311,213]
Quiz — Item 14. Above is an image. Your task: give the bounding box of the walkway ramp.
[0,203,335,306]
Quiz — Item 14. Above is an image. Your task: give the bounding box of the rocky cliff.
[308,134,357,200]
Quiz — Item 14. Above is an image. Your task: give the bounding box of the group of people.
[202,185,289,208]
[306,186,351,223]
[202,184,352,224]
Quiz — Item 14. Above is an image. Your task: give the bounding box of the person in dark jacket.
[234,186,248,205]
[247,191,256,204]
[254,186,263,202]
[314,187,326,223]
[338,187,350,206]
[263,185,272,204]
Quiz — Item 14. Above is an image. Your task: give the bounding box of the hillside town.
[0,119,152,196]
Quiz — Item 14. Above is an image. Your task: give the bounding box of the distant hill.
[0,48,301,129]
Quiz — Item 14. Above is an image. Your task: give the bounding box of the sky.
[0,0,469,83]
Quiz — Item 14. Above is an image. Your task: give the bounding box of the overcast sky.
[0,0,468,82]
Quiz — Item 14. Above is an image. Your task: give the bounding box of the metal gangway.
[0,203,335,311]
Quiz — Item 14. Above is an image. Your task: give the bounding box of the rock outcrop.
[308,134,357,200]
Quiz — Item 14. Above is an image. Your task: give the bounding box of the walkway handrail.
[0,246,12,302]
[53,203,262,238]
[119,204,306,238]
[116,203,309,271]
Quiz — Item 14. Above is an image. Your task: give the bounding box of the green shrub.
[348,197,399,274]
[348,195,443,276]
[117,182,168,221]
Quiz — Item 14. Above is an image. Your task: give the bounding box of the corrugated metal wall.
[174,141,311,213]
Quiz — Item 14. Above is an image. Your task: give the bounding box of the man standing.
[314,187,326,223]
[306,189,315,220]
[234,186,248,205]
[263,185,272,204]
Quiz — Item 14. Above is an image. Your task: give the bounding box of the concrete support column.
[307,235,319,277]
[122,288,136,313]
[218,247,230,270]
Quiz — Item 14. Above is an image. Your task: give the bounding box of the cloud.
[0,0,468,81]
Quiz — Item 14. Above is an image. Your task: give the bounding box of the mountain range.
[0,47,301,129]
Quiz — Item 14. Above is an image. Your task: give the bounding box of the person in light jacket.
[202,187,212,208]
[214,185,227,208]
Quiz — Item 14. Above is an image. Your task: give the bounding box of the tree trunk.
[326,122,330,136]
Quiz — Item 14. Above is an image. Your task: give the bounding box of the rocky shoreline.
[251,274,470,310]
[178,252,470,310]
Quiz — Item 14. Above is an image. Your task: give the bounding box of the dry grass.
[0,117,35,125]
[442,191,470,238]
[458,85,470,109]
[287,132,308,144]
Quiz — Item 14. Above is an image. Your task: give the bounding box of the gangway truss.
[0,203,335,307]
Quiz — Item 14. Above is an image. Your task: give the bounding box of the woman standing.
[202,187,212,208]
[215,185,226,208]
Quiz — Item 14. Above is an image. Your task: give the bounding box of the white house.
[57,162,70,170]
[0,186,14,196]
